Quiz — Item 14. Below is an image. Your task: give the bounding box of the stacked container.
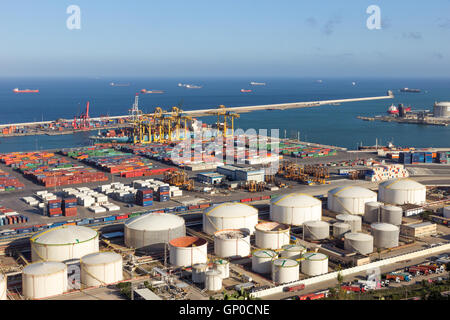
[63,198,77,217]
[156,185,170,202]
[136,188,153,207]
[47,199,63,217]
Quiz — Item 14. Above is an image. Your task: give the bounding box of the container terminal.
[0,91,450,301]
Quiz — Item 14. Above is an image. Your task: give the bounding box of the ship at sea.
[240,89,252,93]
[387,104,411,115]
[250,82,266,86]
[140,89,164,94]
[110,82,130,87]
[13,88,39,93]
[89,129,132,143]
[178,83,202,89]
[400,88,421,93]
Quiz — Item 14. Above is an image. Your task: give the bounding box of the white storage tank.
[30,226,99,262]
[80,252,123,287]
[280,244,307,260]
[444,206,450,218]
[214,229,251,258]
[380,205,403,226]
[364,202,382,223]
[371,223,400,249]
[332,222,351,238]
[434,101,450,118]
[0,274,6,300]
[255,221,290,250]
[214,259,230,279]
[336,214,362,232]
[192,263,208,284]
[272,258,299,284]
[301,252,328,276]
[303,220,330,240]
[203,202,259,235]
[22,262,67,299]
[344,232,374,255]
[328,186,377,215]
[124,213,185,250]
[252,249,278,274]
[270,193,322,226]
[169,236,208,267]
[378,179,426,205]
[205,270,222,292]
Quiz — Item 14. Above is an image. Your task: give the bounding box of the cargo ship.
[110,82,130,87]
[400,88,421,93]
[241,89,252,93]
[13,88,39,93]
[89,129,132,143]
[140,89,164,94]
[178,83,202,89]
[250,82,266,86]
[388,104,412,115]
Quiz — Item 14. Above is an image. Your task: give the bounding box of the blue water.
[0,77,449,152]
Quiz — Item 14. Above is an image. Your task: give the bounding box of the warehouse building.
[196,172,225,185]
[400,222,437,237]
[217,165,240,180]
[217,165,265,182]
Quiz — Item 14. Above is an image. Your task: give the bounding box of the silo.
[303,220,330,240]
[336,214,362,232]
[192,263,208,284]
[80,252,123,287]
[30,226,99,262]
[214,259,230,279]
[272,259,299,284]
[371,223,400,249]
[22,262,67,299]
[378,179,426,205]
[214,229,251,258]
[0,274,6,300]
[332,222,351,238]
[205,270,222,292]
[124,213,185,250]
[255,221,290,250]
[280,244,307,260]
[301,252,328,276]
[434,102,450,118]
[344,233,374,255]
[364,202,383,223]
[203,203,259,235]
[380,205,403,226]
[252,249,278,274]
[444,206,450,218]
[327,186,377,215]
[270,193,322,226]
[169,236,208,267]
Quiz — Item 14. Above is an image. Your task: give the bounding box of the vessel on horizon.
[13,88,39,93]
[250,82,266,86]
[140,89,164,94]
[400,88,421,93]
[240,89,252,93]
[110,82,130,87]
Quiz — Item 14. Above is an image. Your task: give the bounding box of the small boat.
[250,82,266,86]
[241,89,252,93]
[400,88,421,93]
[13,88,39,93]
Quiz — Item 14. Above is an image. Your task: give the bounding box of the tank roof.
[344,232,373,241]
[81,252,121,265]
[205,202,257,218]
[255,221,290,232]
[125,212,184,231]
[281,244,306,252]
[303,220,329,227]
[31,225,98,245]
[214,229,249,239]
[382,205,403,212]
[328,186,377,198]
[336,214,362,221]
[169,236,207,248]
[371,223,399,231]
[273,258,299,267]
[379,178,425,190]
[271,193,321,207]
[23,261,66,275]
[302,252,328,261]
[253,249,278,258]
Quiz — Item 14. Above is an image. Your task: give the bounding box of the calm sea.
[0,77,449,153]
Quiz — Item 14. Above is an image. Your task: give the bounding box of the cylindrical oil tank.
[332,222,351,238]
[444,206,450,218]
[124,213,185,250]
[80,252,123,287]
[214,229,251,258]
[30,226,99,262]
[301,252,328,276]
[0,274,6,300]
[22,262,67,299]
[280,244,307,260]
[328,186,377,215]
[252,249,278,274]
[192,263,208,284]
[380,205,403,226]
[203,202,259,235]
[303,220,330,240]
[344,233,374,255]
[169,236,208,267]
[272,259,299,284]
[378,179,426,205]
[205,270,222,292]
[434,101,450,118]
[371,223,400,249]
[364,202,382,223]
[214,259,230,279]
[270,193,322,226]
[336,214,362,232]
[255,221,290,250]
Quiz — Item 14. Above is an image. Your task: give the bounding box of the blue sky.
[1,0,450,77]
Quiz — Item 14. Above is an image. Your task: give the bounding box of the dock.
[357,116,449,126]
